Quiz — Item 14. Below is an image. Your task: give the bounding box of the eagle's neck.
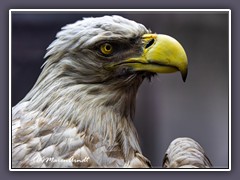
[22,61,143,157]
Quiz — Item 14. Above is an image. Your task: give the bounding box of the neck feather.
[20,58,143,157]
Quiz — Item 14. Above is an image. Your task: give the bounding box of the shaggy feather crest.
[44,15,148,59]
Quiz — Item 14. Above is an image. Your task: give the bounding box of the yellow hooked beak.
[115,34,188,81]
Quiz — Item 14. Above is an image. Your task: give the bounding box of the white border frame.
[9,9,231,171]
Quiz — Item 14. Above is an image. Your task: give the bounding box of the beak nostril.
[145,39,155,49]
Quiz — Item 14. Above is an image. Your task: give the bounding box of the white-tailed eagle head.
[43,15,187,86]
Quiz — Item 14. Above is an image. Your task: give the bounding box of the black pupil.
[145,39,155,49]
[106,44,111,51]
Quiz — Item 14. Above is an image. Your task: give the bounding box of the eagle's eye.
[100,43,113,55]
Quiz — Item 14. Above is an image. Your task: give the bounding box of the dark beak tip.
[181,69,188,82]
[183,76,187,82]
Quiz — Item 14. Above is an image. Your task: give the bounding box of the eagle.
[12,15,211,168]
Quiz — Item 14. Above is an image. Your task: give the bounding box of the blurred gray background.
[11,11,229,168]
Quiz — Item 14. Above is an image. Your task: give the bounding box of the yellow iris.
[100,43,113,55]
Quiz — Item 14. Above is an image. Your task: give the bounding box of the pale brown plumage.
[12,15,152,168]
[13,97,151,168]
[162,138,212,168]
[12,15,211,168]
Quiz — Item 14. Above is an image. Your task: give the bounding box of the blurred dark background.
[11,11,229,168]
